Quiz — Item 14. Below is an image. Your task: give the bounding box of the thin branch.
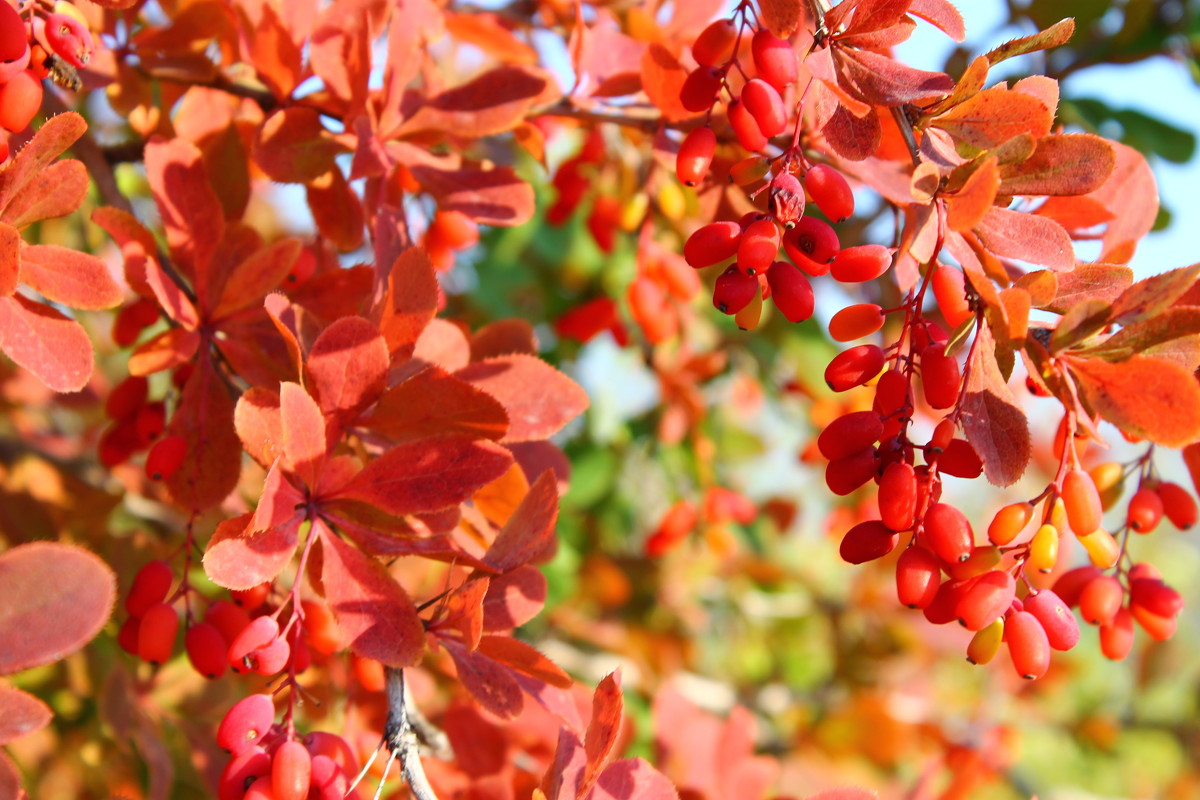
[890,105,922,168]
[368,667,448,800]
[132,65,279,111]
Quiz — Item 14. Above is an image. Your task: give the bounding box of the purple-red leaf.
[835,47,952,106]
[442,638,525,719]
[306,316,389,419]
[0,294,93,392]
[482,565,547,631]
[590,759,680,800]
[960,324,1031,487]
[401,66,549,138]
[378,247,439,357]
[203,512,300,591]
[164,356,241,511]
[319,521,425,666]
[335,435,514,516]
[409,164,535,227]
[457,354,589,443]
[212,238,302,319]
[0,542,115,674]
[476,635,571,689]
[252,107,341,184]
[975,206,1074,271]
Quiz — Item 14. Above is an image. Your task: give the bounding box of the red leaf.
[1045,264,1133,314]
[310,7,370,111]
[241,2,303,98]
[128,327,202,377]
[471,319,538,360]
[203,512,301,591]
[0,294,93,392]
[823,104,882,162]
[144,256,201,329]
[410,318,472,375]
[144,137,226,306]
[442,638,525,719]
[0,222,18,297]
[320,500,493,569]
[280,381,327,488]
[1088,142,1159,264]
[907,0,965,41]
[590,759,680,800]
[91,206,158,297]
[1110,263,1200,322]
[641,44,698,123]
[435,579,489,650]
[975,206,1074,271]
[402,66,550,138]
[252,107,341,184]
[835,48,952,106]
[544,728,588,800]
[998,134,1116,197]
[584,671,624,792]
[0,542,115,674]
[263,292,306,378]
[364,366,509,444]
[482,566,547,631]
[1068,355,1200,447]
[252,459,307,532]
[378,247,439,357]
[960,325,1031,487]
[457,354,590,443]
[0,751,20,800]
[306,316,388,418]
[335,435,514,516]
[0,683,51,745]
[307,167,366,252]
[235,386,283,468]
[476,635,572,688]
[212,238,302,319]
[0,112,86,214]
[164,356,241,511]
[409,164,535,227]
[485,470,559,572]
[319,522,426,667]
[3,159,89,229]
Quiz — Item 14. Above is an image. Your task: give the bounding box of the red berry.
[106,375,149,421]
[751,28,797,90]
[920,343,960,410]
[737,218,780,275]
[1130,603,1177,641]
[242,776,276,800]
[1155,481,1197,528]
[232,583,271,610]
[817,411,883,461]
[692,18,738,67]
[0,2,26,63]
[782,216,840,275]
[206,600,252,644]
[1005,611,1050,679]
[931,265,973,329]
[117,616,141,655]
[956,570,1015,631]
[765,261,813,322]
[740,78,787,138]
[684,221,742,268]
[712,265,758,314]
[825,344,885,392]
[146,435,187,481]
[1129,578,1183,618]
[896,545,941,608]
[804,164,855,221]
[137,602,179,665]
[272,740,313,800]
[1098,607,1135,660]
[922,503,974,564]
[676,127,716,187]
[1062,469,1103,536]
[217,694,276,755]
[555,297,619,344]
[43,13,93,68]
[1126,488,1164,533]
[840,520,899,564]
[924,578,971,625]
[878,461,917,531]
[830,245,891,283]
[112,298,161,347]
[680,66,722,113]
[0,70,43,133]
[1078,575,1124,626]
[1023,589,1080,651]
[829,304,885,342]
[938,439,983,479]
[768,171,806,227]
[218,748,272,800]
[1052,565,1103,607]
[426,209,479,251]
[135,401,166,445]
[228,615,281,673]
[186,622,229,679]
[98,420,140,467]
[126,560,174,618]
[825,447,878,496]
[727,97,768,152]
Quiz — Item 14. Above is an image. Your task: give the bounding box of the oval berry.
[817,411,883,461]
[676,127,716,187]
[1023,589,1080,651]
[1126,488,1164,533]
[218,694,276,756]
[804,164,854,221]
[1098,607,1135,660]
[831,244,891,283]
[825,447,878,496]
[0,70,43,133]
[1129,578,1183,618]
[923,503,974,564]
[727,97,767,152]
[692,18,738,67]
[829,304,885,342]
[0,1,26,63]
[273,739,313,800]
[751,28,797,90]
[987,502,1033,546]
[1078,575,1124,626]
[956,569,1015,631]
[712,265,758,315]
[679,67,722,113]
[1005,610,1050,679]
[896,545,941,608]
[932,265,972,329]
[146,435,187,481]
[825,344,885,392]
[684,221,742,268]
[737,218,780,275]
[765,261,813,322]
[137,602,179,665]
[126,560,173,618]
[840,520,899,564]
[878,461,917,531]
[782,217,840,273]
[218,748,272,800]
[740,78,787,138]
[205,600,252,645]
[186,622,228,679]
[1062,469,1103,536]
[228,615,281,673]
[921,343,960,410]
[966,619,1004,665]
[1156,481,1197,528]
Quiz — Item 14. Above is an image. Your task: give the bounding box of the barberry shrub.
[1,0,1198,798]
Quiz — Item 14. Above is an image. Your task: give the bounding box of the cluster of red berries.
[0,1,93,158]
[98,374,188,481]
[218,694,361,800]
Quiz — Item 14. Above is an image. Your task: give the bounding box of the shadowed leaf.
[401,66,549,137]
[457,354,589,442]
[961,325,1031,486]
[409,165,535,227]
[307,316,389,419]
[0,684,51,745]
[365,366,509,444]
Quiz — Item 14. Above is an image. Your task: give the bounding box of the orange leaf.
[212,238,302,319]
[931,86,1052,150]
[378,247,438,357]
[204,512,300,591]
[975,206,1073,271]
[583,670,624,791]
[1045,264,1133,314]
[18,244,121,310]
[0,294,93,392]
[0,112,86,214]
[280,382,327,489]
[1068,355,1200,447]
[641,44,698,123]
[253,107,341,184]
[908,0,965,41]
[0,542,115,674]
[0,222,18,297]
[470,319,538,360]
[999,134,1115,197]
[306,316,389,419]
[444,12,537,65]
[1087,142,1158,264]
[306,168,365,252]
[984,18,1074,65]
[946,156,999,232]
[474,462,531,527]
[482,566,547,631]
[128,327,202,376]
[485,470,559,572]
[476,635,572,689]
[758,0,803,38]
[442,638,524,719]
[3,159,89,229]
[401,66,549,138]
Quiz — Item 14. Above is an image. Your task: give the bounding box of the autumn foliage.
[1,0,1199,798]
